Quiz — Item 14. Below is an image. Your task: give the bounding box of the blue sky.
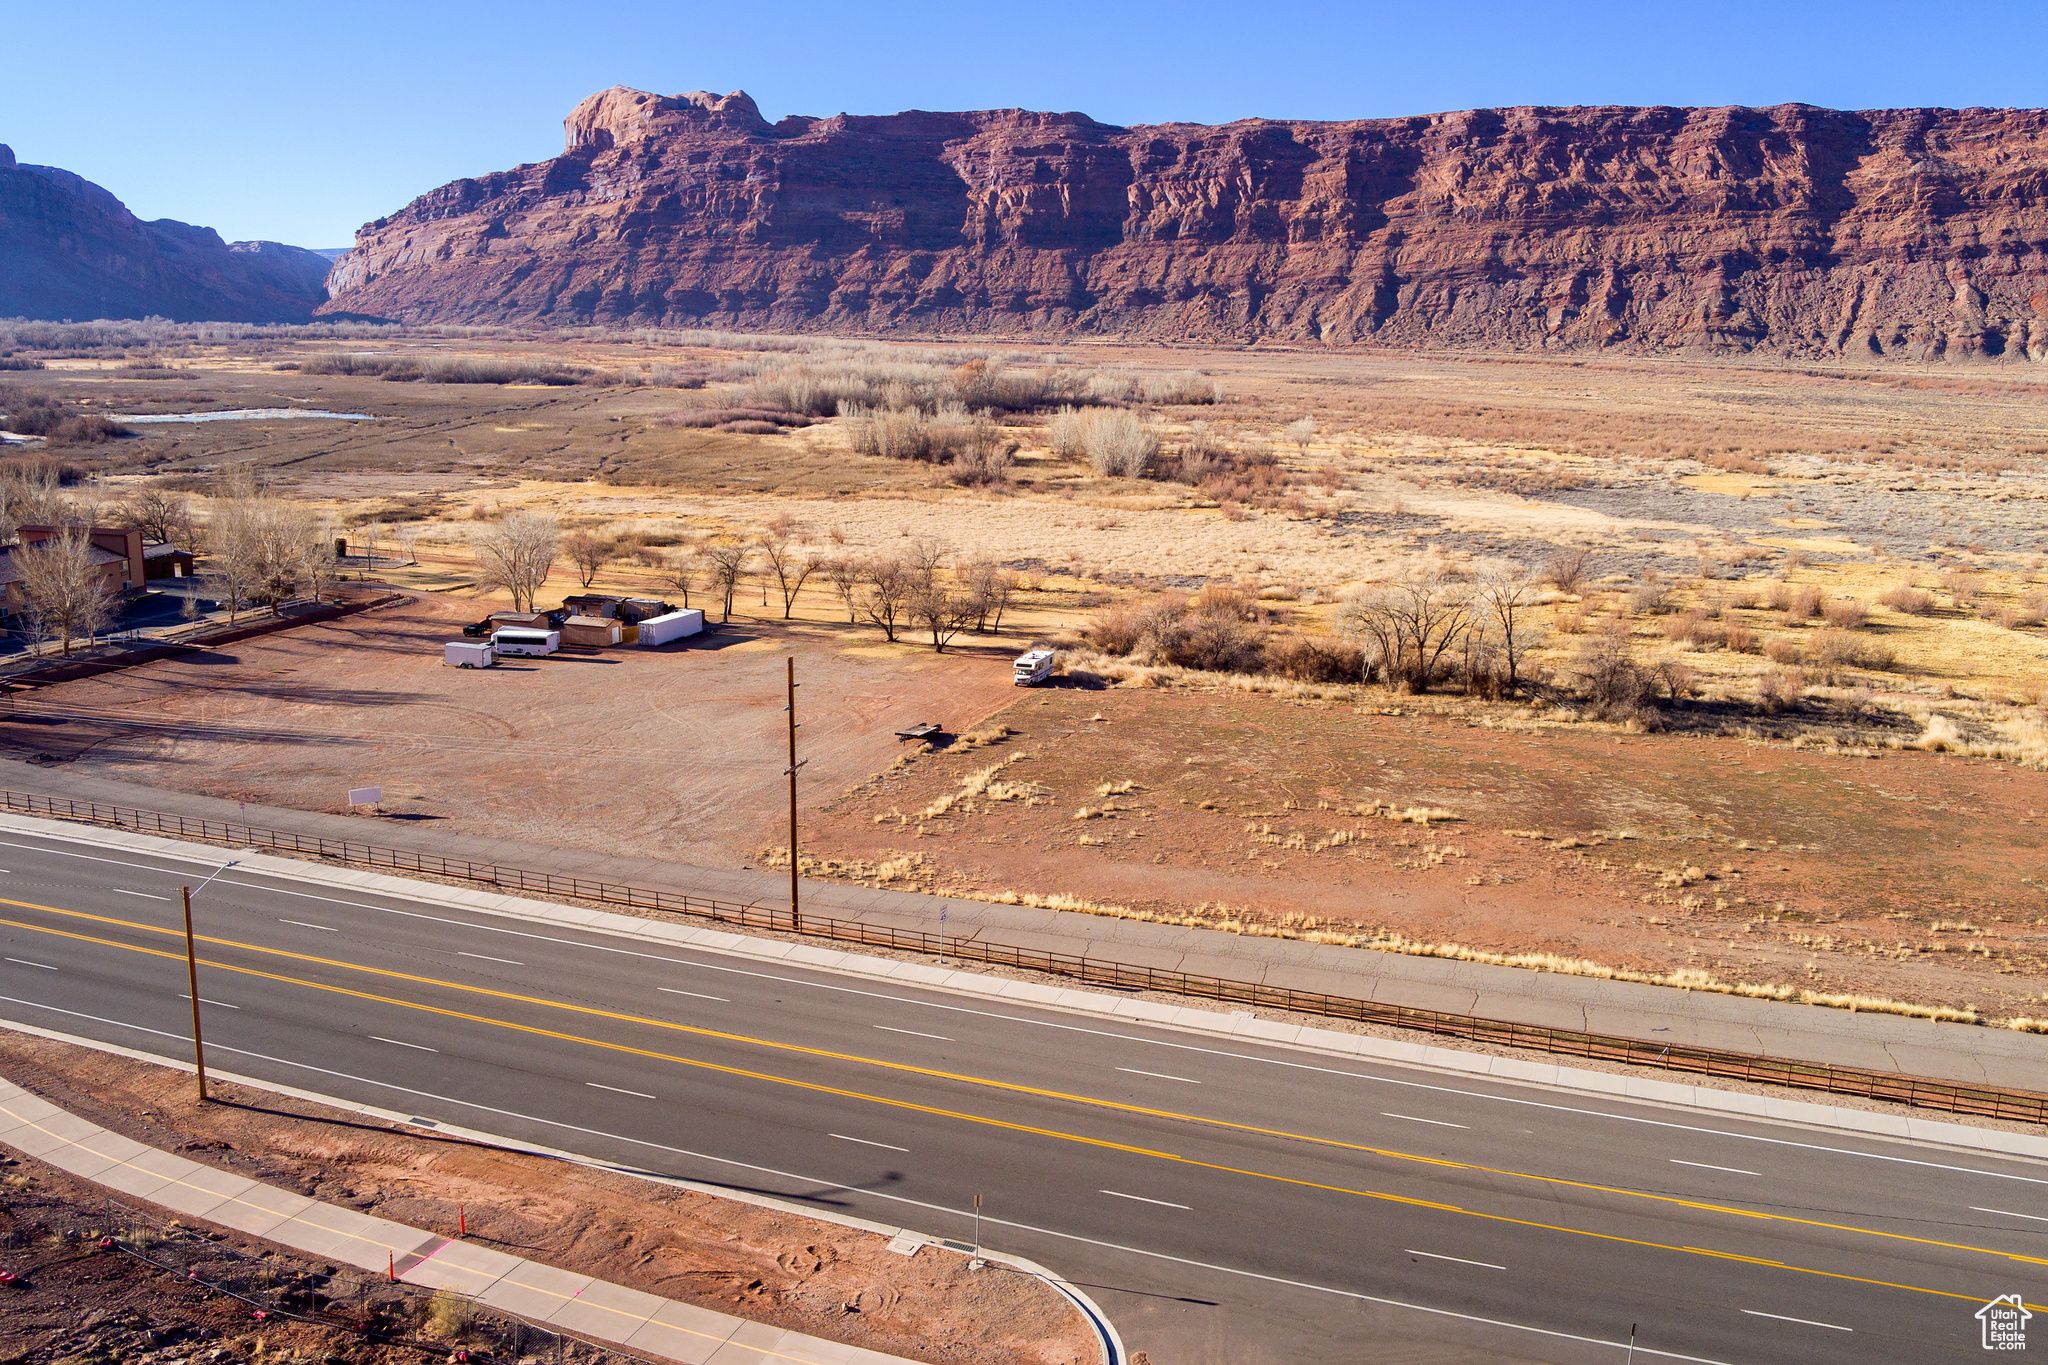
[7,0,2045,249]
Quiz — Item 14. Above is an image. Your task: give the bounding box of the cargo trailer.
[444,641,497,668]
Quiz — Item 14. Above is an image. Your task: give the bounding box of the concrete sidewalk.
[0,1077,917,1365]
[8,761,2045,1093]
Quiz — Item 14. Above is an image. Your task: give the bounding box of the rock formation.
[0,144,333,323]
[322,89,2048,358]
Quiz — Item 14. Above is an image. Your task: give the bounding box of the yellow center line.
[5,895,2046,1308]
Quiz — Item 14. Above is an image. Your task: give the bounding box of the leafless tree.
[15,527,117,655]
[822,557,863,623]
[1338,573,1473,693]
[0,464,65,545]
[662,548,701,609]
[124,487,194,546]
[563,531,616,589]
[703,539,751,622]
[1544,545,1594,594]
[905,538,949,586]
[394,525,421,566]
[758,529,821,619]
[908,582,978,652]
[209,486,327,616]
[861,556,915,642]
[962,558,1018,633]
[1473,571,1544,695]
[361,520,387,567]
[473,512,560,612]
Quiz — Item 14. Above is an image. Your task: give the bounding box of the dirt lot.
[797,684,2048,1021]
[0,1031,1093,1365]
[0,595,1023,867]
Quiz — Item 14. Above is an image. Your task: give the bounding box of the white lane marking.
[369,1036,437,1052]
[4,958,56,971]
[279,919,335,932]
[114,889,169,901]
[180,995,239,1009]
[586,1082,655,1100]
[1739,1310,1851,1332]
[456,951,523,966]
[0,1000,1743,1365]
[6,833,2040,1193]
[1100,1189,1191,1210]
[657,988,729,1002]
[1672,1159,1760,1177]
[873,1025,952,1041]
[1405,1249,1504,1270]
[1117,1067,1200,1085]
[831,1133,909,1152]
[1383,1112,1467,1129]
[1974,1206,2048,1224]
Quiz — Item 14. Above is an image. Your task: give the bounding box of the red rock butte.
[321,87,2048,358]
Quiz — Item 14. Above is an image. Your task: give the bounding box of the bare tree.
[1473,571,1544,695]
[0,464,65,545]
[908,582,977,652]
[861,556,914,642]
[15,527,116,655]
[758,529,821,619]
[394,525,421,566]
[822,557,863,623]
[961,558,1018,633]
[905,538,949,587]
[125,487,194,546]
[473,512,560,612]
[361,520,387,567]
[1544,545,1594,594]
[1338,573,1472,693]
[209,485,326,616]
[703,539,751,622]
[662,547,701,609]
[563,531,616,589]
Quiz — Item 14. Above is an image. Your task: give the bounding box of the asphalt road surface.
[0,824,2042,1363]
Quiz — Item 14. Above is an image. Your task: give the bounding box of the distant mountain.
[0,144,333,323]
[324,87,2048,359]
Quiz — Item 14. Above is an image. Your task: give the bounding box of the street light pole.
[182,886,207,1102]
[785,656,806,935]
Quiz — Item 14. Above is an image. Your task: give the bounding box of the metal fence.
[0,1187,658,1365]
[6,786,2044,1127]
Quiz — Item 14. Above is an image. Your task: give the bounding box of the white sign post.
[347,787,382,809]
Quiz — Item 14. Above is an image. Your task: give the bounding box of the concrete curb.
[6,810,2044,1166]
[0,1016,1122,1365]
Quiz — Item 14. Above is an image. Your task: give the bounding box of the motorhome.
[1012,648,1056,686]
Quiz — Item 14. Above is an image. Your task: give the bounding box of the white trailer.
[491,628,560,657]
[637,609,705,646]
[444,640,497,669]
[1012,648,1056,686]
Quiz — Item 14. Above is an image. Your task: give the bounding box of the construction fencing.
[5,787,2044,1127]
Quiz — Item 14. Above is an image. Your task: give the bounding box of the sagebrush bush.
[1264,634,1365,682]
[1821,598,1868,628]
[1879,585,1934,615]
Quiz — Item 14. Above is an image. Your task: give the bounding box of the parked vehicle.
[460,618,496,638]
[491,628,560,657]
[444,641,497,668]
[1013,648,1056,686]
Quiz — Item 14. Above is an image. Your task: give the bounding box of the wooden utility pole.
[785,656,805,934]
[182,886,208,1102]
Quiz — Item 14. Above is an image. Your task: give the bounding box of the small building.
[560,615,622,648]
[561,594,623,620]
[489,610,552,630]
[143,543,196,579]
[0,525,146,620]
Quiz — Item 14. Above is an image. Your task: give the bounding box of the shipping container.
[637,609,705,646]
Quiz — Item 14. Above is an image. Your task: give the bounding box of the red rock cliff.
[321,89,2048,358]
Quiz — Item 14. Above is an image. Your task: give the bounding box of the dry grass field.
[4,322,2048,1022]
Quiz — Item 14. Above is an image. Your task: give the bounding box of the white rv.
[491,628,561,657]
[444,640,496,668]
[1012,648,1056,686]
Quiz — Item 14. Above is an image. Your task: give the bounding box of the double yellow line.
[1,893,2041,1313]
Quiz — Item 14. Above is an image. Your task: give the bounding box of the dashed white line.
[1405,1250,1505,1270]
[831,1134,909,1152]
[368,1036,437,1052]
[456,951,523,966]
[4,958,56,972]
[1099,1189,1191,1210]
[1974,1206,2048,1224]
[1739,1310,1851,1332]
[586,1082,655,1100]
[279,919,335,932]
[180,995,239,1010]
[114,889,169,901]
[1383,1112,1467,1129]
[657,987,729,1002]
[1672,1160,1761,1177]
[1116,1067,1200,1084]
[874,1025,952,1041]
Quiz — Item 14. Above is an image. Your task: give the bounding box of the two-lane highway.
[1,823,2042,1362]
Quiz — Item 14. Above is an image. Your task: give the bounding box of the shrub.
[1764,637,1804,665]
[1264,634,1366,682]
[1878,585,1934,615]
[1077,409,1157,477]
[1154,611,1267,672]
[1141,371,1224,404]
[654,407,810,429]
[1784,585,1822,620]
[1820,598,1868,629]
[1545,547,1593,593]
[1757,668,1805,712]
[49,414,128,444]
[1087,604,1148,655]
[1943,570,1982,604]
[1722,623,1758,653]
